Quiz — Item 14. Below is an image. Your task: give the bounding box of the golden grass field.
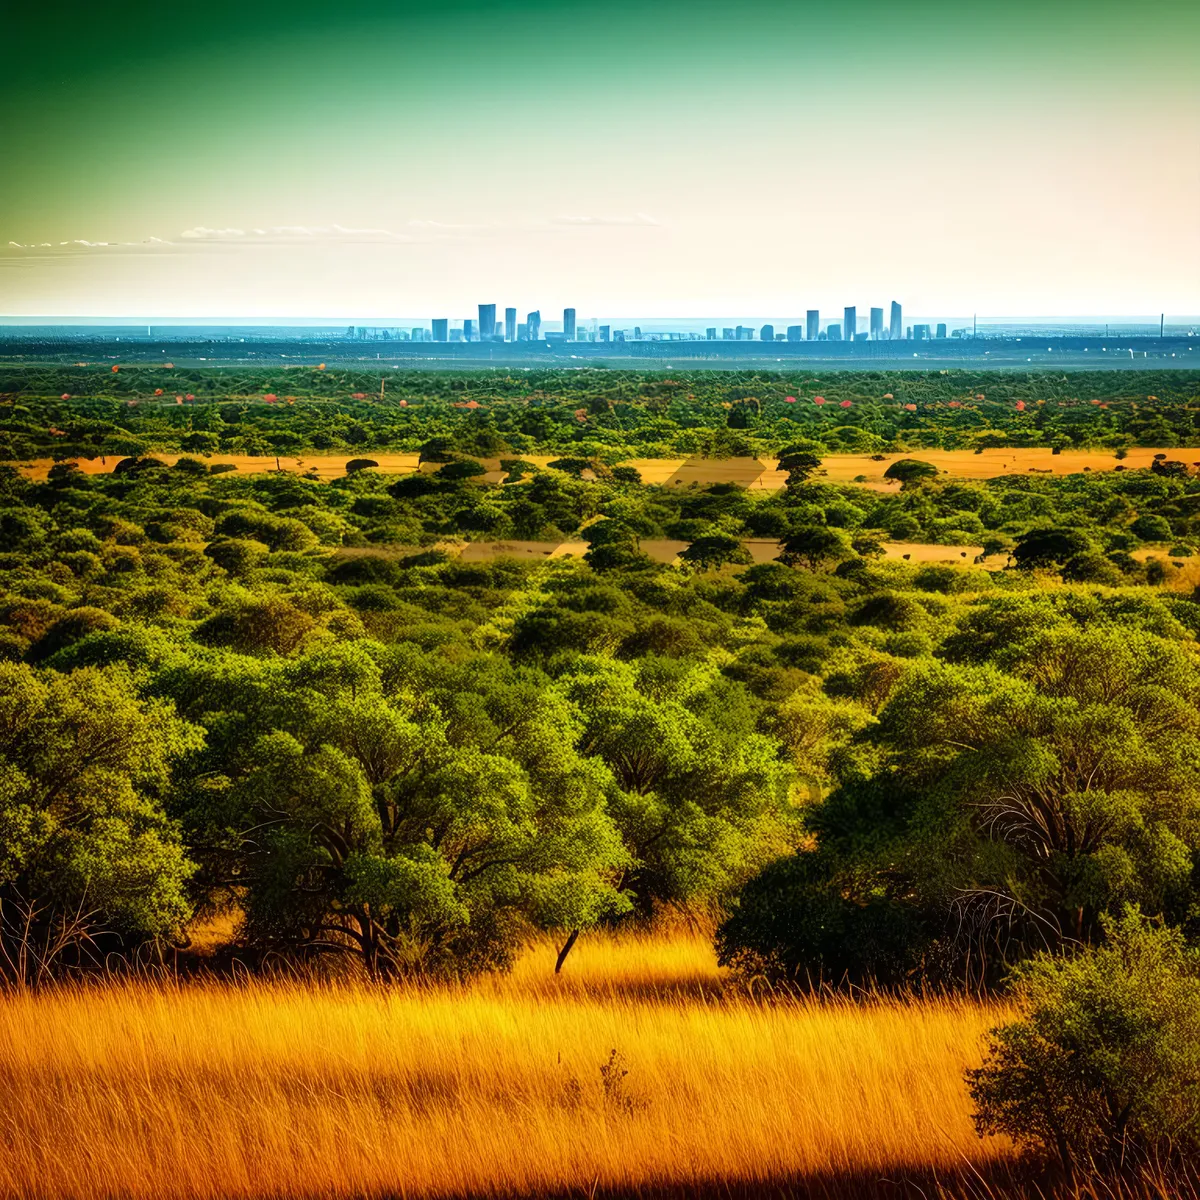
[14,446,1200,486]
[442,538,991,567]
[0,930,1015,1200]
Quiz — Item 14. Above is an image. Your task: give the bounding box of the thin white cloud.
[179,224,416,243]
[180,227,247,240]
[551,213,661,227]
[5,237,173,252]
[407,219,486,231]
[2,214,664,256]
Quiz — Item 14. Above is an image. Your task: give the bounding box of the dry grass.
[0,928,1015,1200]
[15,446,1200,486]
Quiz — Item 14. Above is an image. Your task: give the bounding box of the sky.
[2,0,1198,321]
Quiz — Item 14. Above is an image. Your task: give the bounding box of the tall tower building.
[478,304,496,340]
[527,311,541,340]
[563,308,576,340]
[504,308,517,341]
[760,324,774,342]
[786,325,802,342]
[890,301,903,340]
[843,306,857,342]
[870,307,884,339]
[828,323,843,341]
[936,323,947,339]
[463,318,475,342]
[806,310,820,340]
[432,319,448,342]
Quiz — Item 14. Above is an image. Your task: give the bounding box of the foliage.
[3,370,1200,989]
[0,662,199,985]
[968,909,1200,1182]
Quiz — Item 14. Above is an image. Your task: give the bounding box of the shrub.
[967,909,1200,1184]
[193,596,320,656]
[849,592,928,632]
[27,607,120,663]
[1131,513,1173,542]
[1061,552,1125,585]
[883,459,938,486]
[205,538,270,577]
[438,458,488,481]
[716,852,933,987]
[1012,527,1092,568]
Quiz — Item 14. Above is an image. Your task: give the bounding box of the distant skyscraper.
[634,327,643,339]
[787,325,802,342]
[599,325,610,342]
[411,327,425,342]
[463,318,475,342]
[806,310,820,340]
[527,311,541,339]
[936,323,947,339]
[760,324,774,342]
[890,302,903,340]
[913,324,931,340]
[843,306,857,342]
[505,308,516,341]
[706,328,716,340]
[432,319,448,342]
[517,322,529,340]
[828,323,842,341]
[870,307,884,339]
[478,304,496,340]
[722,328,735,339]
[563,308,576,340]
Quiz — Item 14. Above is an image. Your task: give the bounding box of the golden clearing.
[13,445,1200,486]
[0,931,1011,1200]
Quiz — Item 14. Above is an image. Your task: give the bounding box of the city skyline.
[3,0,1198,319]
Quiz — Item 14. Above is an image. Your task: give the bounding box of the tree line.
[3,366,1200,465]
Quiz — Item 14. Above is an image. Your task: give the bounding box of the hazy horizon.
[3,315,1199,329]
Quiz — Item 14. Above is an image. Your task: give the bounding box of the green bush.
[967,909,1200,1183]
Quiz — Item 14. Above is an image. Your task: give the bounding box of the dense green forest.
[3,366,1200,462]
[4,387,1200,989]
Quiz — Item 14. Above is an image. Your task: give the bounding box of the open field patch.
[0,932,1010,1200]
[11,446,1200,487]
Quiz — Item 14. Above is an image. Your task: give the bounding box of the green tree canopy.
[0,662,200,986]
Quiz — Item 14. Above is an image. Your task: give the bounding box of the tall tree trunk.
[554,928,580,974]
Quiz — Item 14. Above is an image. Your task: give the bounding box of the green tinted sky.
[3,0,1198,318]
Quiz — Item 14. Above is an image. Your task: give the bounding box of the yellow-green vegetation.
[4,373,1200,1196]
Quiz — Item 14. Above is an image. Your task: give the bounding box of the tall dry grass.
[0,929,1014,1200]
